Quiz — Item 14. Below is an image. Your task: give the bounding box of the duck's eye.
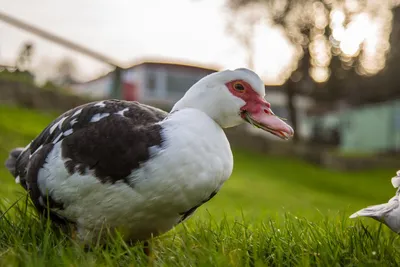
[234,82,245,92]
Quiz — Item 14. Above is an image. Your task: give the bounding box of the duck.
[5,68,294,253]
[350,170,400,233]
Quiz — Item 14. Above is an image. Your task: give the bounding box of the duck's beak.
[240,98,294,140]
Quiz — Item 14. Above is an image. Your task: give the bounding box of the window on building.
[147,72,157,92]
[166,71,205,96]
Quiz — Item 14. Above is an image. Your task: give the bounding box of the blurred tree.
[226,0,398,142]
[226,8,265,69]
[16,41,34,71]
[53,57,77,86]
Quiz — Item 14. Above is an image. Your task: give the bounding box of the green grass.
[0,104,400,266]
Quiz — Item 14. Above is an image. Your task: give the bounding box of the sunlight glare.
[331,10,345,27]
[339,13,370,56]
[310,66,330,83]
[310,34,331,68]
[253,22,296,84]
[344,0,360,13]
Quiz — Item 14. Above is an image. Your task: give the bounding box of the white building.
[71,60,217,103]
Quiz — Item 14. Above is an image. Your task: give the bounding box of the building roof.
[76,58,220,85]
[125,58,220,73]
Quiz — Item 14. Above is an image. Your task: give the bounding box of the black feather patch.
[60,100,167,184]
[13,99,169,226]
[23,99,167,185]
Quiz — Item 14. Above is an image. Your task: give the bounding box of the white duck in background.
[5,68,294,251]
[350,170,400,233]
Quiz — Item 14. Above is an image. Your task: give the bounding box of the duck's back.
[6,99,168,224]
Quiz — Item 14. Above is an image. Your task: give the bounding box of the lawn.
[0,104,399,266]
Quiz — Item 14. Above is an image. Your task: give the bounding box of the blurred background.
[1,0,400,218]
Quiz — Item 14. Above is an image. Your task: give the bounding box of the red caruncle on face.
[225,80,272,117]
[225,79,294,140]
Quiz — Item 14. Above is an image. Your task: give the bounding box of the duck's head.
[171,68,294,140]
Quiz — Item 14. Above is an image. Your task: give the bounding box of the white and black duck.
[5,68,294,249]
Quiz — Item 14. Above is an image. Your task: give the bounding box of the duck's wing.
[7,99,168,223]
[349,196,399,220]
[350,170,400,220]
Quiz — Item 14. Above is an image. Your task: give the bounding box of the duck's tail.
[5,147,30,190]
[5,147,25,177]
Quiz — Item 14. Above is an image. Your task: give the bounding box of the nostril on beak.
[263,109,270,114]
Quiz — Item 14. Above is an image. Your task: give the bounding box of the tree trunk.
[286,79,299,143]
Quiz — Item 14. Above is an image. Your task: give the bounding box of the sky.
[0,0,295,84]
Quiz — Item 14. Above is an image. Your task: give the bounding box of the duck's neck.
[159,107,233,173]
[171,97,218,123]
[164,108,222,134]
